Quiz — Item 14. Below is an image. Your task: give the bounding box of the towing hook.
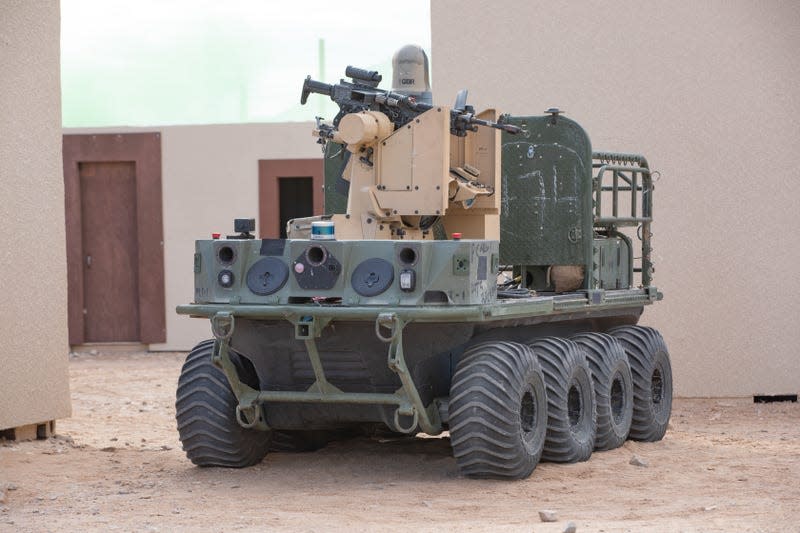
[211,312,235,340]
[393,406,419,434]
[375,312,400,343]
[235,403,261,429]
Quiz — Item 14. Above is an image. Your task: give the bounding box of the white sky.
[61,0,432,126]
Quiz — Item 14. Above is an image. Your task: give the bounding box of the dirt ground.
[1,352,798,532]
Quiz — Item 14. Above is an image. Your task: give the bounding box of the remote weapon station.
[176,46,671,479]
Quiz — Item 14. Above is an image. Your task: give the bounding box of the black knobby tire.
[175,340,271,467]
[609,326,672,442]
[448,341,548,480]
[572,333,633,451]
[531,337,596,463]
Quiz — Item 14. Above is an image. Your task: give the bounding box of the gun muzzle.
[301,76,335,105]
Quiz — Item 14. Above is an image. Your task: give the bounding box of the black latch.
[545,108,564,125]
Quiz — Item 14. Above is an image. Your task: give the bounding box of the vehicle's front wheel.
[175,340,271,467]
[449,341,548,480]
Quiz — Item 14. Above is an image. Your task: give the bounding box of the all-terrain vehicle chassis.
[175,62,672,479]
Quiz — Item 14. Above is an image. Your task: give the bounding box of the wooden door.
[63,133,166,346]
[259,159,324,238]
[79,162,140,341]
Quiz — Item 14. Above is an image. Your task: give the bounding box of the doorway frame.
[63,133,166,345]
[258,159,324,238]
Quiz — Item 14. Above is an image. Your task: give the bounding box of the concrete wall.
[64,123,322,351]
[432,1,800,397]
[0,1,72,429]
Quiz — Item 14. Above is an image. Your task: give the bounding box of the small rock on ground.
[629,455,648,467]
[539,510,558,522]
[563,522,577,533]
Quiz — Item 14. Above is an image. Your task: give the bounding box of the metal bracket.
[294,314,331,340]
[209,318,270,431]
[646,285,661,302]
[587,289,606,305]
[296,315,315,339]
[303,337,342,395]
[376,313,442,435]
[289,315,341,394]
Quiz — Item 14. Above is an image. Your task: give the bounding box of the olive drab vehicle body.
[175,59,672,479]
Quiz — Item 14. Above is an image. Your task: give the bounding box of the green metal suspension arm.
[208,311,443,435]
[209,312,270,431]
[376,312,442,434]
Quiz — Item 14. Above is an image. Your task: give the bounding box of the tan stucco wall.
[64,122,322,351]
[157,123,322,350]
[432,1,800,397]
[0,1,72,429]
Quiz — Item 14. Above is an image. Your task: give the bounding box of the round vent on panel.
[246,257,289,295]
[351,258,394,297]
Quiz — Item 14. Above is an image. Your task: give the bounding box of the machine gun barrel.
[300,69,523,136]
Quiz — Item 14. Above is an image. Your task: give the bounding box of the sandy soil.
[1,351,798,532]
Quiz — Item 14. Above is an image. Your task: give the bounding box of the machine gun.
[301,66,522,137]
[290,66,516,240]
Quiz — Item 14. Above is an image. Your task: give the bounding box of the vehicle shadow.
[177,433,464,486]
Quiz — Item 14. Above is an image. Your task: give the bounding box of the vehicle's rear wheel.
[572,332,633,450]
[175,340,271,467]
[449,341,548,479]
[531,337,596,463]
[609,326,672,442]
